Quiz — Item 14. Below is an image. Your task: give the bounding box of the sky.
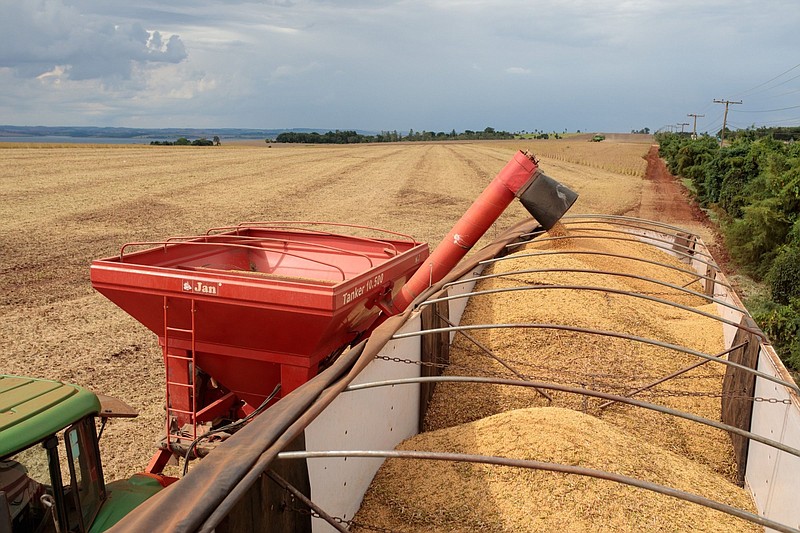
[1,0,799,134]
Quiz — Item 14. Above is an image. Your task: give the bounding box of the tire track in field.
[384,144,532,246]
[208,145,415,227]
[271,145,432,235]
[1,148,341,227]
[437,144,540,237]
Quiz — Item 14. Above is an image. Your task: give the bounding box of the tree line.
[726,126,800,143]
[656,130,800,374]
[271,127,514,144]
[151,136,221,146]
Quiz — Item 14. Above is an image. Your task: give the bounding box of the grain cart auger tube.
[385,150,578,313]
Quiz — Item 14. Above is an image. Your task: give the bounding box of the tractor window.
[0,445,51,532]
[64,418,105,531]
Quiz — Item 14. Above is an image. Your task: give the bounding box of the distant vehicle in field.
[591,134,606,142]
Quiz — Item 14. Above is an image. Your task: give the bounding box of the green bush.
[699,143,753,206]
[725,197,791,279]
[767,245,800,304]
[753,298,800,372]
[656,131,800,374]
[718,167,751,217]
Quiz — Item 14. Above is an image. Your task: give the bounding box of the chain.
[753,396,793,404]
[376,355,793,404]
[446,341,733,382]
[377,354,445,368]
[379,353,717,383]
[376,355,521,381]
[640,390,791,404]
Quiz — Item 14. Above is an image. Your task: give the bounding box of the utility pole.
[687,113,704,139]
[713,99,742,145]
[678,122,690,134]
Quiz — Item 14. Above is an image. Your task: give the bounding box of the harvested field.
[1,137,717,484]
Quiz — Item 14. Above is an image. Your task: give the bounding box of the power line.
[733,62,800,98]
[706,110,724,125]
[736,103,800,113]
[705,112,724,133]
[713,99,742,145]
[761,87,800,100]
[755,115,800,126]
[741,72,800,99]
[687,114,704,139]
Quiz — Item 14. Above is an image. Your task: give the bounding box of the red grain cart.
[91,223,428,470]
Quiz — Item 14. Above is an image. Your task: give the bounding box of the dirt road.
[635,145,731,273]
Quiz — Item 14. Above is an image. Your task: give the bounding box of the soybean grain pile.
[1,137,711,481]
[354,221,756,531]
[355,409,757,533]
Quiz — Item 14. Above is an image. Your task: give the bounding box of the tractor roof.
[0,375,100,458]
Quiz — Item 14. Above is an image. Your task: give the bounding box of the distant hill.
[0,125,376,140]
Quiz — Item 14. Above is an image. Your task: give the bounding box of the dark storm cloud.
[0,0,186,81]
[1,0,799,131]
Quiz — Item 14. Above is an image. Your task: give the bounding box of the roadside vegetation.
[656,131,800,374]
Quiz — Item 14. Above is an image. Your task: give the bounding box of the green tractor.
[591,134,606,142]
[1,375,172,532]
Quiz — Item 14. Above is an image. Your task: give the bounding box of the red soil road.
[639,145,697,221]
[639,145,733,275]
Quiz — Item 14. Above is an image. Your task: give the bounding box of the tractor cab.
[0,376,168,533]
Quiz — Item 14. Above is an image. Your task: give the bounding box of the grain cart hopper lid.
[0,375,100,458]
[90,224,428,406]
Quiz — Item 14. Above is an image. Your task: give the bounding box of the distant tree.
[175,137,191,145]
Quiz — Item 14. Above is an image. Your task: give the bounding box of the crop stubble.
[1,139,671,481]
